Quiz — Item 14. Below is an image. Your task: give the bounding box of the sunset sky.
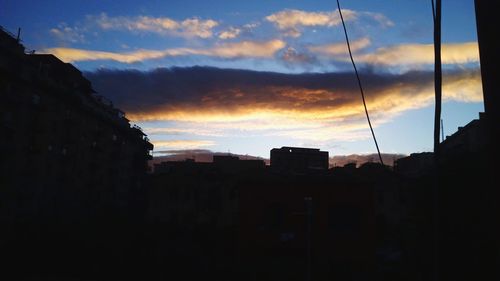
[1,0,484,159]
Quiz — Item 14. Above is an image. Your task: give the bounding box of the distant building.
[270,146,329,172]
[149,156,265,226]
[153,155,265,174]
[0,26,153,221]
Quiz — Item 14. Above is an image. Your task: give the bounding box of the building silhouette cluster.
[148,149,411,280]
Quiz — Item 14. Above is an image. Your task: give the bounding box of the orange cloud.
[144,127,224,137]
[355,42,479,66]
[87,67,482,144]
[308,41,479,68]
[152,140,215,149]
[124,70,482,144]
[44,48,170,63]
[42,39,286,63]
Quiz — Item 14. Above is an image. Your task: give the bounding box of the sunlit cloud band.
[42,39,286,63]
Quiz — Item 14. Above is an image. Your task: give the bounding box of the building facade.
[271,146,329,172]
[0,27,153,222]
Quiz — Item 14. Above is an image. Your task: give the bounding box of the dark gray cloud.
[83,66,481,122]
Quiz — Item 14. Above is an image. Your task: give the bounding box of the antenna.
[16,28,21,42]
[440,119,444,142]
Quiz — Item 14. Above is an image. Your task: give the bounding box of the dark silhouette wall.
[0,27,153,281]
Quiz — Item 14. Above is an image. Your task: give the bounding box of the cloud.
[41,39,286,63]
[361,12,395,28]
[218,27,242,39]
[49,23,86,44]
[280,47,318,66]
[84,66,482,145]
[243,22,260,29]
[152,140,215,149]
[266,9,357,35]
[266,9,357,37]
[43,47,171,63]
[203,39,286,58]
[90,13,218,38]
[265,9,393,37]
[308,37,371,56]
[307,41,479,70]
[355,42,479,66]
[143,127,224,137]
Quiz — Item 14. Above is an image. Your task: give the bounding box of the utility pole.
[433,0,442,156]
[432,1,441,281]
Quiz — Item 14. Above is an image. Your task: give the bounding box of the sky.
[1,0,484,159]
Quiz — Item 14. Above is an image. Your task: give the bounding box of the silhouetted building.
[395,152,434,177]
[271,146,329,172]
[440,112,488,161]
[149,156,265,227]
[0,26,156,281]
[435,112,496,281]
[391,112,498,281]
[147,149,407,280]
[153,155,265,174]
[0,26,153,221]
[471,5,500,280]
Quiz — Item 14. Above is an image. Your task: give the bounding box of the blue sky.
[1,0,483,158]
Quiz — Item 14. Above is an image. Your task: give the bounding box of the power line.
[336,0,384,165]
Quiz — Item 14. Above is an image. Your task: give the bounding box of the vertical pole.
[432,1,442,281]
[433,0,442,156]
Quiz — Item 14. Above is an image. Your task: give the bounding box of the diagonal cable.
[336,0,384,165]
